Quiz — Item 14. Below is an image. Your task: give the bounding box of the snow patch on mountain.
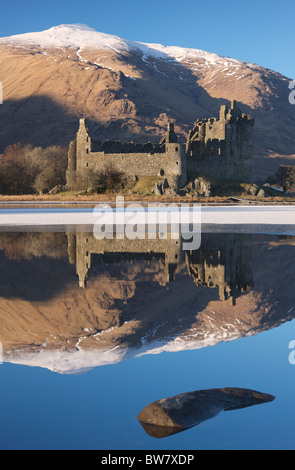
[0,23,253,69]
[0,24,127,51]
[3,322,249,375]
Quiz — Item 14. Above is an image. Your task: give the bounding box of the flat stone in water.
[137,387,275,438]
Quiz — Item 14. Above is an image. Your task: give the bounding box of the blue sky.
[1,0,294,78]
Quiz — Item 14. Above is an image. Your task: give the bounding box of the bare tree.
[269,165,295,193]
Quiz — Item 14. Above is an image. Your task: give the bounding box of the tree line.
[267,165,295,193]
[1,142,295,196]
[0,143,123,195]
[0,143,68,195]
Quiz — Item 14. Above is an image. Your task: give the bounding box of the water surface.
[0,228,294,450]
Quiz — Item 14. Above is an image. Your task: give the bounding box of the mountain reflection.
[0,231,294,374]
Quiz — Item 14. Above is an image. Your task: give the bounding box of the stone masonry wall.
[66,102,254,191]
[67,119,187,189]
[77,146,186,187]
[186,101,254,182]
[67,232,182,288]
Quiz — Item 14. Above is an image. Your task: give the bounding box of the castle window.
[86,148,89,154]
[176,161,179,165]
[86,163,88,167]
[159,169,165,176]
[175,146,178,151]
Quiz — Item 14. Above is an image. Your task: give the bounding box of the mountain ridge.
[1,235,295,374]
[0,24,294,181]
[0,24,259,67]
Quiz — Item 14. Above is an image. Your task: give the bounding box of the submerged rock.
[137,387,275,438]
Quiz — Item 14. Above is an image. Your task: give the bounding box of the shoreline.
[0,198,295,207]
[0,192,294,206]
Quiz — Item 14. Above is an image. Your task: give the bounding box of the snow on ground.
[3,322,247,374]
[0,206,295,226]
[0,24,128,51]
[0,23,255,69]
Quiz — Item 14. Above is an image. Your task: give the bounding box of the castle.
[67,232,253,306]
[66,101,254,191]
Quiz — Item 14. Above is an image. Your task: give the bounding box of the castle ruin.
[67,232,253,306]
[186,100,254,182]
[66,101,254,191]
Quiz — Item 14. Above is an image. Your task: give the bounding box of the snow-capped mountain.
[0,24,294,180]
[1,231,295,375]
[0,23,250,68]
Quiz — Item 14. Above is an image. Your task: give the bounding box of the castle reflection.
[67,231,253,305]
[2,230,295,375]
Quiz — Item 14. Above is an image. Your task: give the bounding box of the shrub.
[268,165,295,193]
[73,165,123,194]
[0,143,67,195]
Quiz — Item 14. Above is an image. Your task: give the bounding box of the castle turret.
[66,140,77,189]
[76,118,91,163]
[160,122,178,146]
[186,102,254,183]
[219,104,228,120]
[231,100,237,109]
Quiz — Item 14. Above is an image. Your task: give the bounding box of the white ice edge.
[0,206,295,225]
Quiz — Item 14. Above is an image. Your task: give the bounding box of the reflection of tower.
[67,232,182,288]
[185,233,253,305]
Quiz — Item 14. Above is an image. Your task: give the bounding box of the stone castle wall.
[186,101,254,182]
[185,232,253,305]
[67,232,181,288]
[67,119,187,189]
[67,232,253,305]
[66,101,254,191]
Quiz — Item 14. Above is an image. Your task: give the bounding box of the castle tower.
[186,102,254,183]
[185,233,253,304]
[160,122,178,146]
[66,140,77,189]
[66,118,92,190]
[76,118,91,160]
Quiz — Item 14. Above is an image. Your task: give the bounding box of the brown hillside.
[0,25,295,181]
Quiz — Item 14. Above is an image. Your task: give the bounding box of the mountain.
[0,232,295,374]
[0,24,294,181]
